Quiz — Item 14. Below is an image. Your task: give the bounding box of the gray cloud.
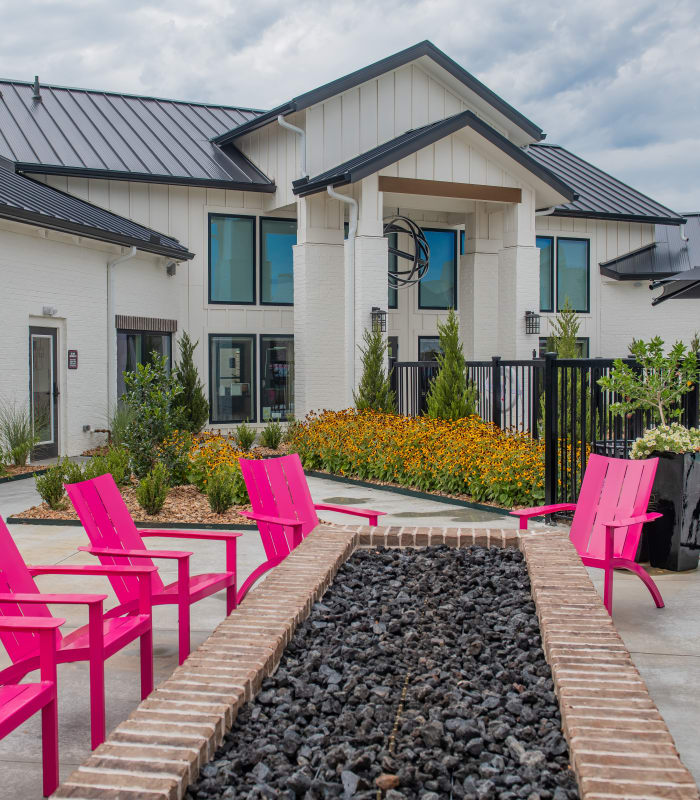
[0,0,697,210]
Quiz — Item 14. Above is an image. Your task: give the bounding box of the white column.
[293,193,345,416]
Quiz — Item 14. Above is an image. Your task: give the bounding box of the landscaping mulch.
[187,546,578,800]
[14,484,253,527]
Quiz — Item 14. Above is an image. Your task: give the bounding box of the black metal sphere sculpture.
[383,215,430,289]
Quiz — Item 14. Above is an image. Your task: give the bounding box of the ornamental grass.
[291,410,547,507]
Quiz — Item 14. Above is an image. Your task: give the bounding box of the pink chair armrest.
[137,529,242,540]
[602,512,663,528]
[510,503,577,531]
[0,591,106,605]
[240,511,302,528]
[314,504,386,519]
[28,564,158,577]
[78,545,193,560]
[0,616,65,632]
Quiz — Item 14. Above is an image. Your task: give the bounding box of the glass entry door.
[29,326,58,459]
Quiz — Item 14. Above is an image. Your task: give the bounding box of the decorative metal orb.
[383,215,430,289]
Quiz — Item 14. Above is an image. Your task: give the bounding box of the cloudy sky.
[1,0,698,211]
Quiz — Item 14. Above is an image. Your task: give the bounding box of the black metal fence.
[394,355,700,505]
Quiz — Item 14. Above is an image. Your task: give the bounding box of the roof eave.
[600,265,678,281]
[15,163,277,193]
[552,209,685,226]
[0,205,194,260]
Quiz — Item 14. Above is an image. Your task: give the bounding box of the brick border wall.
[53,526,698,800]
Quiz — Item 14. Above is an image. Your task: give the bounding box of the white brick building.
[0,42,695,456]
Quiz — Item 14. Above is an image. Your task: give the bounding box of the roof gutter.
[327,185,358,407]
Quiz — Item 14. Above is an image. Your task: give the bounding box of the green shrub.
[206,465,236,513]
[62,459,85,485]
[0,398,41,466]
[426,309,477,421]
[135,462,169,515]
[109,404,135,449]
[122,355,184,478]
[83,446,131,485]
[235,421,256,451]
[260,421,283,450]
[35,461,69,510]
[156,431,193,486]
[173,332,209,433]
[283,415,301,445]
[353,327,396,412]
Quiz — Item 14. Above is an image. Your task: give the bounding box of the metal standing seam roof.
[0,79,274,191]
[600,213,699,280]
[527,143,684,225]
[291,110,575,200]
[212,40,546,146]
[0,159,193,259]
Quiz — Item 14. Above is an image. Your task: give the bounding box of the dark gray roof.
[292,111,574,200]
[213,41,545,146]
[601,213,699,280]
[527,144,684,225]
[651,265,700,305]
[0,78,274,191]
[0,158,193,259]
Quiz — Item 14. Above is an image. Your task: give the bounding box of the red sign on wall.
[67,349,78,369]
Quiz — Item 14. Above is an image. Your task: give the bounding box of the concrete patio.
[0,474,697,797]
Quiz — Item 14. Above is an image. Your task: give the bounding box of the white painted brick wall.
[353,235,389,392]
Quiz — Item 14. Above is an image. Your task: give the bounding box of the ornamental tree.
[598,337,698,426]
[426,308,477,420]
[354,327,396,413]
[173,332,209,433]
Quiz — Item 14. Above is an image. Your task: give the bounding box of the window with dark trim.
[419,229,457,310]
[538,336,590,358]
[388,231,398,309]
[260,335,294,421]
[209,334,256,423]
[117,331,171,399]
[537,235,554,312]
[418,336,442,361]
[460,229,466,255]
[209,214,255,304]
[260,217,295,305]
[557,237,589,312]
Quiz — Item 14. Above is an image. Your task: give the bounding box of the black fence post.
[491,356,502,429]
[544,352,558,515]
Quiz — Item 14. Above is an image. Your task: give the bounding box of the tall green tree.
[173,332,209,433]
[353,327,396,413]
[426,308,477,420]
[545,299,581,358]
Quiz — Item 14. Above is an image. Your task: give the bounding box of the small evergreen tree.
[426,309,477,420]
[546,299,581,357]
[174,332,209,433]
[353,327,396,412]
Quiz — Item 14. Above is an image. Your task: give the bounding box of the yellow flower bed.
[187,432,255,501]
[291,410,547,507]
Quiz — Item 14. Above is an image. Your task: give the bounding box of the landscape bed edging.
[7,515,257,530]
[52,525,699,800]
[0,467,48,484]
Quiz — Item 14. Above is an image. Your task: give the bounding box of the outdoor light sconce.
[371,307,387,332]
[525,311,541,334]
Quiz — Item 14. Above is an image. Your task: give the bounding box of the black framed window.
[260,335,294,421]
[419,229,457,309]
[388,231,398,309]
[209,334,255,423]
[209,214,255,304]
[117,331,171,398]
[260,218,295,305]
[418,336,442,361]
[538,336,590,358]
[460,229,466,255]
[537,235,554,312]
[557,237,589,312]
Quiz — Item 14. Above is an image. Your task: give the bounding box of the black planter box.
[641,452,700,571]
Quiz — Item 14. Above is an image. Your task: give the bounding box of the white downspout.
[107,246,137,416]
[680,224,689,242]
[535,207,557,216]
[327,185,358,406]
[277,115,307,178]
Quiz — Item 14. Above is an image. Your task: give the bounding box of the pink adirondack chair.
[0,516,155,750]
[65,473,241,665]
[237,453,386,602]
[0,616,64,797]
[511,453,663,615]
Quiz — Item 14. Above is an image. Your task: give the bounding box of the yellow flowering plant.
[187,431,255,504]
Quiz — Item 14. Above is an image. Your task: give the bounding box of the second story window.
[209,214,255,304]
[260,218,296,305]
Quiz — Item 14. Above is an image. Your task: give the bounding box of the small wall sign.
[67,349,78,369]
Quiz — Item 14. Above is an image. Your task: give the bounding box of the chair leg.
[89,655,106,749]
[226,584,236,616]
[41,697,59,797]
[603,562,614,616]
[619,560,665,608]
[140,627,154,699]
[178,599,190,665]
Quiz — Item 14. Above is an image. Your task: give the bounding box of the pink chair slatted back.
[65,473,166,602]
[240,454,319,558]
[0,518,58,664]
[570,454,659,562]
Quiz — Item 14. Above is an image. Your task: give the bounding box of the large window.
[209,214,255,304]
[557,238,589,312]
[260,335,294,421]
[117,331,171,398]
[260,218,295,305]
[209,335,255,423]
[419,229,457,309]
[537,236,554,312]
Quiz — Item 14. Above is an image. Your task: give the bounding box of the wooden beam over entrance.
[377,176,522,204]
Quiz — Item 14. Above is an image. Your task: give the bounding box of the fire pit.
[187,546,579,800]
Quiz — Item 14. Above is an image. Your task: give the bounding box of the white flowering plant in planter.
[630,423,700,460]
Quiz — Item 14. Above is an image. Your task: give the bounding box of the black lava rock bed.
[187,546,579,800]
